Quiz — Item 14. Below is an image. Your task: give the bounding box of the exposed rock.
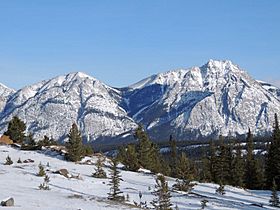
[54,168,70,178]
[1,197,14,206]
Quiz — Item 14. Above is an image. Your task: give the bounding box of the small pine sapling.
[17,158,22,164]
[201,199,208,209]
[92,156,107,178]
[39,175,50,190]
[126,194,130,202]
[37,163,46,177]
[133,191,147,208]
[4,155,13,165]
[216,182,225,195]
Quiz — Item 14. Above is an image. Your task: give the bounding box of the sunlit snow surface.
[0,145,277,210]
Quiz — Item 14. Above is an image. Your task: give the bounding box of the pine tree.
[17,158,22,164]
[38,163,46,177]
[201,199,208,209]
[169,135,177,177]
[119,144,140,171]
[216,182,225,195]
[244,129,263,189]
[135,126,161,172]
[231,143,245,187]
[173,153,193,193]
[27,133,36,146]
[38,135,51,147]
[213,137,232,185]
[151,174,173,210]
[39,175,50,190]
[108,158,124,201]
[92,156,107,178]
[270,179,280,207]
[4,155,13,165]
[65,123,83,162]
[266,114,280,189]
[149,143,163,173]
[4,116,26,143]
[208,140,217,182]
[200,157,212,182]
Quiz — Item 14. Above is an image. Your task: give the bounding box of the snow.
[0,145,278,210]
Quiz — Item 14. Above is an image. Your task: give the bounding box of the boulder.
[55,169,70,178]
[1,197,14,206]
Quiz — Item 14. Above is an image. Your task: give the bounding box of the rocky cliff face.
[0,72,137,142]
[0,60,279,143]
[122,60,280,140]
[0,83,15,113]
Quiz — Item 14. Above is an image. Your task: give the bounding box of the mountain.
[0,60,280,144]
[0,72,137,142]
[122,60,280,141]
[0,83,15,113]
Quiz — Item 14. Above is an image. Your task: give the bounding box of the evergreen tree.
[216,181,225,195]
[212,137,232,185]
[26,133,36,146]
[92,156,107,178]
[173,153,193,192]
[266,114,280,189]
[160,156,172,177]
[65,123,83,162]
[4,116,26,143]
[244,129,263,189]
[17,158,22,164]
[38,135,51,147]
[39,175,50,190]
[119,144,140,171]
[201,199,208,209]
[108,158,124,201]
[150,143,163,173]
[270,179,280,207]
[151,174,173,210]
[200,157,212,182]
[37,163,46,177]
[169,135,177,177]
[135,126,161,172]
[231,143,245,187]
[4,155,13,165]
[208,140,217,182]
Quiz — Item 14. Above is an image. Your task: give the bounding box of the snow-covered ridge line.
[0,59,280,143]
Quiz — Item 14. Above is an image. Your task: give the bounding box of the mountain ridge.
[0,60,280,144]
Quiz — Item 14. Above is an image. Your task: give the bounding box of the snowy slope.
[0,72,137,142]
[124,60,280,140]
[0,145,277,210]
[0,83,15,113]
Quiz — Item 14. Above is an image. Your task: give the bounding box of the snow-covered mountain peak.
[202,59,243,75]
[129,69,189,90]
[0,82,14,92]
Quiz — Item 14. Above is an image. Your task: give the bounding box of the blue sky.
[0,0,279,89]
